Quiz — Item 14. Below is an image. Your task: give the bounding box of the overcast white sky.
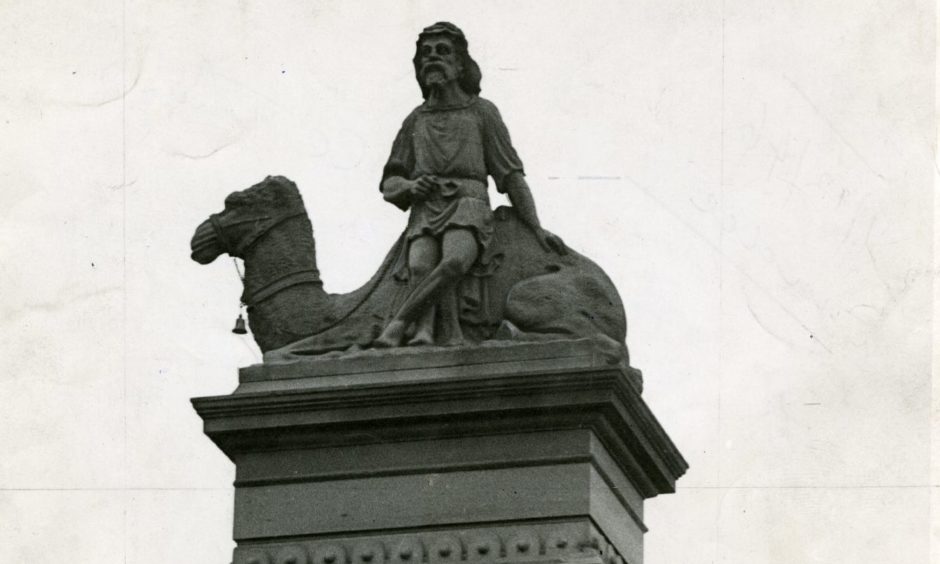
[0,1,936,562]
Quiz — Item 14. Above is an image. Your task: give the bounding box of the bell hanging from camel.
[232,313,248,335]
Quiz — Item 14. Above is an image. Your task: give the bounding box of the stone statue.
[373,22,564,348]
[189,26,687,564]
[189,23,631,365]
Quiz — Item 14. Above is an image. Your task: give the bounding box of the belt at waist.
[431,177,488,201]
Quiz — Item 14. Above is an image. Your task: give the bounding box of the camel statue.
[190,176,629,365]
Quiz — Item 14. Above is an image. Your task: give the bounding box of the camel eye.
[437,44,451,55]
[421,45,432,56]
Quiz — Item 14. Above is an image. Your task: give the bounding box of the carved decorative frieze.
[233,522,626,564]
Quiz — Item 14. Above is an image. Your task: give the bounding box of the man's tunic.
[381,96,524,271]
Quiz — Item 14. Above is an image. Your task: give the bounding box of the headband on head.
[418,22,468,47]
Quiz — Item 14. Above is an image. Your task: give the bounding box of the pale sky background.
[0,1,937,562]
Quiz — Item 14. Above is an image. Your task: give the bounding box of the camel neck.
[241,215,323,306]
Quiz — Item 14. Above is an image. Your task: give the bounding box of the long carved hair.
[412,22,482,100]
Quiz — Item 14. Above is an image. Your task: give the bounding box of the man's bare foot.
[442,336,467,347]
[407,328,435,346]
[441,323,467,347]
[374,320,406,348]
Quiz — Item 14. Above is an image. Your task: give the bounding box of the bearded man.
[374,22,565,348]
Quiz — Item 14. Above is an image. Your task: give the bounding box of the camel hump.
[504,269,627,343]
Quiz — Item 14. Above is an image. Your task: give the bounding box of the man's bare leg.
[375,228,478,347]
[407,302,437,346]
[375,235,439,348]
[439,285,465,346]
[406,236,440,346]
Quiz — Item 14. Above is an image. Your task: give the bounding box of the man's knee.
[409,240,440,280]
[410,260,434,280]
[439,255,471,279]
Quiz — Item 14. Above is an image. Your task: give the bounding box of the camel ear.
[223,191,243,208]
[268,177,301,205]
[267,182,290,203]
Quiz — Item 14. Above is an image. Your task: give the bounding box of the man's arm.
[502,172,566,254]
[382,175,440,209]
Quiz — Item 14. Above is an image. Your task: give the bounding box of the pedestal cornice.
[193,340,687,498]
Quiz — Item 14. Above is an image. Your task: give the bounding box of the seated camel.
[190,176,630,366]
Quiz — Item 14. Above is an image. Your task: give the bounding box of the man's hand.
[535,227,567,255]
[381,175,440,209]
[408,175,440,201]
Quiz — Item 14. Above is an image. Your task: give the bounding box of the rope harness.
[209,210,320,307]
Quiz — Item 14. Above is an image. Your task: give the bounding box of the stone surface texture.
[231,521,618,564]
[190,177,627,361]
[192,340,687,564]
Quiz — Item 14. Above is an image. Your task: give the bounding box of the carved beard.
[424,70,446,86]
[421,62,459,89]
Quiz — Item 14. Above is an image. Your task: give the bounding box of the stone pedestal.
[192,339,687,564]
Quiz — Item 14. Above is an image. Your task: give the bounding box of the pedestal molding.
[231,517,628,564]
[194,366,686,496]
[193,342,687,564]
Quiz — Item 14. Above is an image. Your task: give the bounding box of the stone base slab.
[193,340,686,564]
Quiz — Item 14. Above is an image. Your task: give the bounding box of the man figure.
[374,22,564,348]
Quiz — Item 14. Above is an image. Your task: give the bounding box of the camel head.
[190,175,306,264]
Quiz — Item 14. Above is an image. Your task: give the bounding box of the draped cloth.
[381,97,525,327]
